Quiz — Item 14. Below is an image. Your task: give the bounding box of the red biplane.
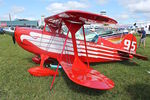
[13,10,147,90]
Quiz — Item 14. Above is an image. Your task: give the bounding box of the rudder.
[120,34,137,53]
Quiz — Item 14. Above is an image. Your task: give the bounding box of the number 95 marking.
[124,39,136,51]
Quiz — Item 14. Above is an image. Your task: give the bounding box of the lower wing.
[59,57,114,90]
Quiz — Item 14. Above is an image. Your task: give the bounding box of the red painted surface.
[14,10,147,90]
[59,57,114,90]
[32,55,40,64]
[28,67,58,76]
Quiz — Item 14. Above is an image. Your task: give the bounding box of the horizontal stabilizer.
[117,50,148,61]
[132,53,148,60]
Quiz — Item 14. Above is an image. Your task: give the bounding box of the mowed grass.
[0,34,150,100]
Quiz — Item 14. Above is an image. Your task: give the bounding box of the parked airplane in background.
[9,10,148,90]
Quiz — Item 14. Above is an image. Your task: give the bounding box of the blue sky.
[0,0,150,24]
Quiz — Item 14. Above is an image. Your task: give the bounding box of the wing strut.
[82,26,90,68]
[50,25,70,90]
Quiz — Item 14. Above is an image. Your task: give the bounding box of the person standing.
[138,27,146,48]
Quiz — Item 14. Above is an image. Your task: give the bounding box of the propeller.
[9,13,16,44]
[12,32,15,44]
[3,27,15,44]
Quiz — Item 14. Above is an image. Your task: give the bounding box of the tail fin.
[120,34,137,53]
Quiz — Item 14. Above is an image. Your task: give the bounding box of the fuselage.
[15,27,133,63]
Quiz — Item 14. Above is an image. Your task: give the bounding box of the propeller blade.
[12,34,15,44]
[9,13,16,44]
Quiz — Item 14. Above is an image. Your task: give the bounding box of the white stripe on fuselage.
[20,32,120,60]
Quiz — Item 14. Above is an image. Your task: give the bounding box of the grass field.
[0,34,150,100]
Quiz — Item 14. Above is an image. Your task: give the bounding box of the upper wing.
[44,10,117,33]
[45,10,117,25]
